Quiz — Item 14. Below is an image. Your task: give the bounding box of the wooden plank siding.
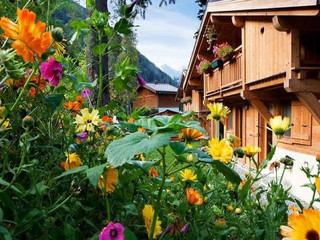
[133,88,158,109]
[245,20,290,84]
[158,94,179,108]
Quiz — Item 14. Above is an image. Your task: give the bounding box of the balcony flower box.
[211,58,223,70]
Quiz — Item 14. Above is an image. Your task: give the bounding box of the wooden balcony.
[204,46,243,100]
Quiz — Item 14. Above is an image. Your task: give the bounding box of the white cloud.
[135,3,199,72]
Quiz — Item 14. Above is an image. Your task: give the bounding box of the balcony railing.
[204,46,243,97]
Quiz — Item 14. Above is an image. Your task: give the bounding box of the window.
[227,108,233,131]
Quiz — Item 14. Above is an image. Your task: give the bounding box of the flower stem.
[0,65,38,128]
[106,195,111,222]
[149,147,166,240]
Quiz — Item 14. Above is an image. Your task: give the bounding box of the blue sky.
[79,0,200,74]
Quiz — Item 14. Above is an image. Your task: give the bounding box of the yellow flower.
[227,182,234,190]
[180,169,197,181]
[98,166,118,194]
[187,153,193,162]
[243,146,261,157]
[280,208,320,240]
[235,208,241,214]
[140,153,145,161]
[170,177,175,182]
[207,102,230,121]
[63,153,83,171]
[227,205,234,211]
[215,218,226,227]
[206,138,233,164]
[0,8,52,63]
[74,108,100,132]
[315,177,320,195]
[186,188,203,205]
[179,128,204,141]
[186,144,193,148]
[142,205,162,239]
[270,115,290,136]
[204,196,208,202]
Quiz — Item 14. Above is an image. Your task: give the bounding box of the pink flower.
[99,222,124,240]
[40,57,63,86]
[81,88,91,98]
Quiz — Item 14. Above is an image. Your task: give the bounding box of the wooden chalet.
[133,83,179,115]
[179,0,320,203]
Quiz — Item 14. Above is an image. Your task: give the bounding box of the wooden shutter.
[291,101,311,145]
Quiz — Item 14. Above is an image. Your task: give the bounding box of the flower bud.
[235,208,241,214]
[233,148,244,158]
[51,27,64,42]
[22,115,34,127]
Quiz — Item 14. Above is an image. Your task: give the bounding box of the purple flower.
[99,222,124,240]
[81,88,91,98]
[76,132,88,142]
[40,58,63,86]
[136,74,146,87]
[181,223,189,233]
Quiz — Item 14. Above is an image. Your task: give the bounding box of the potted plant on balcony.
[213,42,234,62]
[180,96,192,104]
[196,59,213,75]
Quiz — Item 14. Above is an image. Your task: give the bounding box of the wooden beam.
[295,91,320,125]
[272,16,290,31]
[189,78,203,87]
[232,16,244,27]
[241,90,273,122]
[284,79,320,93]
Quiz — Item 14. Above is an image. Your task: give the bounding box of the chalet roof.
[141,83,178,94]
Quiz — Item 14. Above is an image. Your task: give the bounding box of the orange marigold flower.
[128,118,135,123]
[0,8,52,63]
[102,115,113,123]
[179,128,204,141]
[98,166,118,194]
[63,101,81,114]
[186,188,203,205]
[76,96,84,104]
[149,166,159,178]
[138,127,145,132]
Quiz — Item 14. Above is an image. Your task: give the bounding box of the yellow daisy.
[243,146,261,157]
[63,153,83,171]
[98,166,118,194]
[180,169,197,181]
[179,128,204,141]
[206,138,233,164]
[280,208,320,240]
[74,108,100,132]
[315,177,320,195]
[207,102,230,121]
[270,115,290,136]
[142,205,162,239]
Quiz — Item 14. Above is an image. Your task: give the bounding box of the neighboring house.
[178,0,320,203]
[133,83,179,114]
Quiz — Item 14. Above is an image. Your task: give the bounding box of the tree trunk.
[86,0,110,107]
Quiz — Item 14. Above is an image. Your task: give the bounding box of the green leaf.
[86,0,95,8]
[0,178,22,194]
[239,180,252,199]
[64,223,82,240]
[105,132,171,167]
[0,226,12,240]
[114,18,134,35]
[92,43,108,57]
[301,183,316,191]
[74,80,97,92]
[210,160,241,185]
[85,163,107,188]
[54,166,88,180]
[69,19,90,31]
[45,93,64,110]
[123,204,138,216]
[125,160,159,172]
[169,142,186,155]
[124,227,137,240]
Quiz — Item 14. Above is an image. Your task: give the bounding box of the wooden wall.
[245,20,291,83]
[133,88,158,109]
[158,94,179,108]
